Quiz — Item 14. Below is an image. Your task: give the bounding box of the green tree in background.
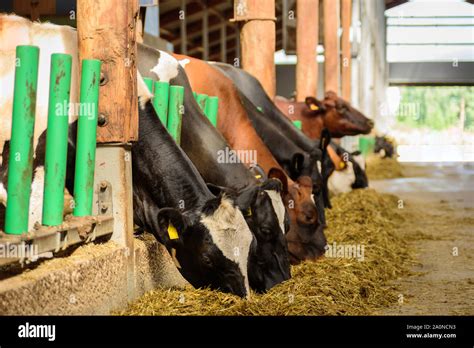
[397,87,474,131]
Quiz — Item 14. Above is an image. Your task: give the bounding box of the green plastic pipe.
[73,59,101,217]
[204,96,219,127]
[42,53,73,226]
[192,91,198,100]
[196,93,208,112]
[293,120,302,130]
[167,86,184,145]
[4,45,39,234]
[153,81,170,125]
[358,136,376,158]
[143,77,154,94]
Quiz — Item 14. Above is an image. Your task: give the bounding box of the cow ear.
[305,97,325,113]
[323,91,337,108]
[206,183,232,196]
[268,168,288,193]
[351,150,361,156]
[261,177,282,193]
[235,185,259,211]
[249,164,268,183]
[290,153,305,177]
[156,208,188,247]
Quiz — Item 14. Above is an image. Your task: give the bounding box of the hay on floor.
[116,189,413,316]
[366,155,404,180]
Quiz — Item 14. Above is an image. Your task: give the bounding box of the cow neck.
[213,63,320,154]
[239,91,310,165]
[179,58,288,177]
[134,102,213,210]
[170,67,257,191]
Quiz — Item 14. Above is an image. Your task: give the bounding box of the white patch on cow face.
[200,196,252,298]
[264,190,286,235]
[137,71,153,110]
[0,182,7,206]
[328,161,356,195]
[316,160,322,173]
[353,155,366,171]
[150,51,180,83]
[178,58,190,69]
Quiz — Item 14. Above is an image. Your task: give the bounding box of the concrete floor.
[371,162,474,315]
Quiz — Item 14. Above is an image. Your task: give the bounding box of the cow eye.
[202,254,213,267]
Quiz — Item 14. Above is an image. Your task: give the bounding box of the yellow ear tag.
[339,161,346,170]
[167,223,179,240]
[310,104,319,111]
[255,174,262,179]
[246,207,252,217]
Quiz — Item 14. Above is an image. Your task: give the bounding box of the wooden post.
[296,0,319,102]
[77,0,138,143]
[341,0,352,101]
[323,0,339,94]
[220,21,227,62]
[233,0,276,98]
[77,0,138,297]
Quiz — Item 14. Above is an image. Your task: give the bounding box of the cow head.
[268,168,327,265]
[207,179,291,293]
[151,194,252,298]
[136,76,253,298]
[327,146,368,195]
[306,92,374,138]
[374,136,395,158]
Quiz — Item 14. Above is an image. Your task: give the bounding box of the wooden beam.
[77,0,138,143]
[203,5,209,60]
[220,21,227,62]
[323,0,339,93]
[341,0,352,100]
[235,0,276,98]
[296,0,319,101]
[13,0,56,20]
[170,10,234,44]
[160,0,223,26]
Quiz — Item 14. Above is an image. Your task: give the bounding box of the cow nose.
[367,119,374,128]
[302,211,317,224]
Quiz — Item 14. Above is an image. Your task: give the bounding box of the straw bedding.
[116,189,413,316]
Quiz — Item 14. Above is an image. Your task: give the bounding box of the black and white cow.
[137,43,291,293]
[327,142,368,195]
[0,14,253,298]
[212,62,334,211]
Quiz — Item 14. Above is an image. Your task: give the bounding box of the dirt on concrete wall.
[0,234,188,315]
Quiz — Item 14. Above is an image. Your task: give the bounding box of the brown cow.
[275,92,374,139]
[173,53,327,264]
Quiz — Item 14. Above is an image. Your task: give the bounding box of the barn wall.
[343,0,388,150]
